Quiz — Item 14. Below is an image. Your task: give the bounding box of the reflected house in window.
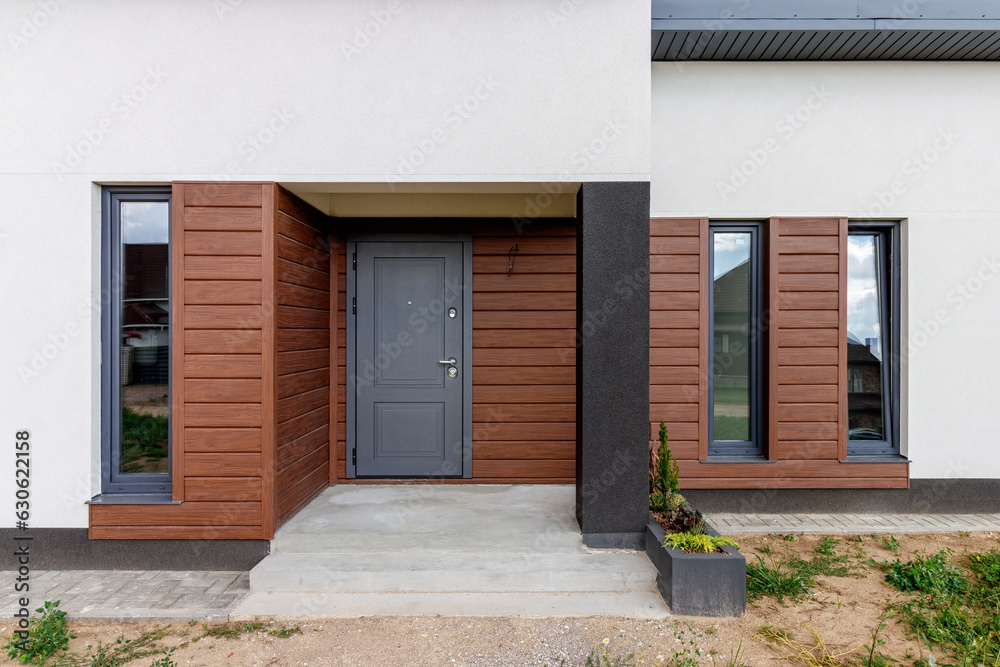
[712,258,750,383]
[847,332,884,438]
[122,243,169,388]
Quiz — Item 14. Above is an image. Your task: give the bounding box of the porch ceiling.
[652,0,1000,60]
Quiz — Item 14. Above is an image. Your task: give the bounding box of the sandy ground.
[2,532,997,666]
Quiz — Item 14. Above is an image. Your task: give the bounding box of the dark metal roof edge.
[651,18,1000,32]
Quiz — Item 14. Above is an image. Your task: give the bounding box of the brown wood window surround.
[650,217,907,490]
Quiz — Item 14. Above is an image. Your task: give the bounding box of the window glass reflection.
[119,201,170,474]
[847,234,885,441]
[713,232,751,441]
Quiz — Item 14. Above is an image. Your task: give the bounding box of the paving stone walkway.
[707,513,1000,534]
[0,571,248,621]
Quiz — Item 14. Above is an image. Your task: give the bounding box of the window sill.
[87,493,179,505]
[841,454,911,464]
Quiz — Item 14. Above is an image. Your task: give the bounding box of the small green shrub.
[969,549,1000,588]
[885,550,967,595]
[815,536,838,556]
[663,532,739,554]
[650,421,680,510]
[5,600,74,665]
[746,556,813,602]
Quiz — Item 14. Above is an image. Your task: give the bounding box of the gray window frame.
[846,221,901,457]
[707,221,765,458]
[101,186,173,494]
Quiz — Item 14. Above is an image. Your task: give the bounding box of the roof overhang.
[652,0,1000,60]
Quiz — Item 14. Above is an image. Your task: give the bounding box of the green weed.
[4,600,74,665]
[746,555,813,603]
[884,550,967,595]
[816,536,838,556]
[663,533,738,554]
[880,535,900,554]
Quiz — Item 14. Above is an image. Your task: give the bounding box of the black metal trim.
[101,186,172,495]
[707,222,765,458]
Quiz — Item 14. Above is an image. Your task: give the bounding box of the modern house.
[3,0,1000,564]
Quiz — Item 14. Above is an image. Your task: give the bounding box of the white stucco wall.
[652,61,1000,480]
[0,0,650,528]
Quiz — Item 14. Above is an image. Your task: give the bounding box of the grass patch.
[754,624,864,666]
[747,539,864,603]
[663,533,739,554]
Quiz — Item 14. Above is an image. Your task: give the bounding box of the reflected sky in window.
[122,201,169,245]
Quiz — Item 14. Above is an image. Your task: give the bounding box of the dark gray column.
[576,182,650,548]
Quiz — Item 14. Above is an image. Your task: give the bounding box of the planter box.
[645,513,746,617]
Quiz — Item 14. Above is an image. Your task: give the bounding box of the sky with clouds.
[122,201,169,245]
[847,234,883,359]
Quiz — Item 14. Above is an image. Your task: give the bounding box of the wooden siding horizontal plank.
[277,386,329,423]
[777,365,839,384]
[777,347,839,366]
[474,459,575,478]
[651,218,701,236]
[773,441,839,460]
[473,311,575,328]
[651,292,700,310]
[650,329,700,348]
[651,237,699,254]
[472,348,574,366]
[185,477,262,502]
[185,427,261,452]
[184,329,261,354]
[474,422,575,440]
[776,384,839,403]
[650,255,700,273]
[185,231,262,256]
[677,460,906,478]
[473,385,576,404]
[472,403,574,422]
[277,425,328,469]
[777,218,840,236]
[650,348,699,366]
[779,254,840,273]
[474,274,575,292]
[277,211,327,246]
[650,311,699,329]
[277,329,329,352]
[277,349,329,376]
[277,258,329,291]
[650,366,700,384]
[473,441,575,460]
[277,445,328,489]
[184,183,262,207]
[650,440,699,460]
[779,310,839,328]
[277,305,329,329]
[184,379,262,403]
[778,403,839,422]
[649,422,698,440]
[777,421,840,441]
[277,282,330,310]
[184,256,262,280]
[277,368,329,400]
[473,255,575,273]
[277,234,330,273]
[185,403,262,427]
[278,188,328,231]
[472,366,575,385]
[649,385,700,403]
[276,466,329,520]
[90,501,261,526]
[650,403,699,422]
[779,235,839,254]
[473,329,575,348]
[90,526,264,539]
[778,329,840,347]
[277,406,329,444]
[651,274,699,291]
[186,453,262,477]
[777,291,839,310]
[184,354,262,378]
[473,292,575,311]
[184,207,263,231]
[777,274,839,292]
[185,305,262,329]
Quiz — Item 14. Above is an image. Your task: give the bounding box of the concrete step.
[249,552,656,594]
[270,530,583,554]
[232,590,670,617]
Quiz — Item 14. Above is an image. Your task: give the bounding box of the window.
[708,223,764,457]
[101,187,172,494]
[847,222,899,456]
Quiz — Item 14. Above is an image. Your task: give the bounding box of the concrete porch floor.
[232,485,669,617]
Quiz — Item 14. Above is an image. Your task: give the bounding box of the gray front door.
[351,240,468,477]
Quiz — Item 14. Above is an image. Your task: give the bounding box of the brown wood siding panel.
[473,329,575,348]
[474,255,575,273]
[474,460,575,478]
[474,441,575,460]
[91,182,276,539]
[648,217,907,490]
[274,186,331,530]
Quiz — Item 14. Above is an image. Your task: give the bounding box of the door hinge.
[352,447,357,466]
[352,297,356,314]
[352,252,356,270]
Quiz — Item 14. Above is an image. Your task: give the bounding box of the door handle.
[438,358,457,365]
